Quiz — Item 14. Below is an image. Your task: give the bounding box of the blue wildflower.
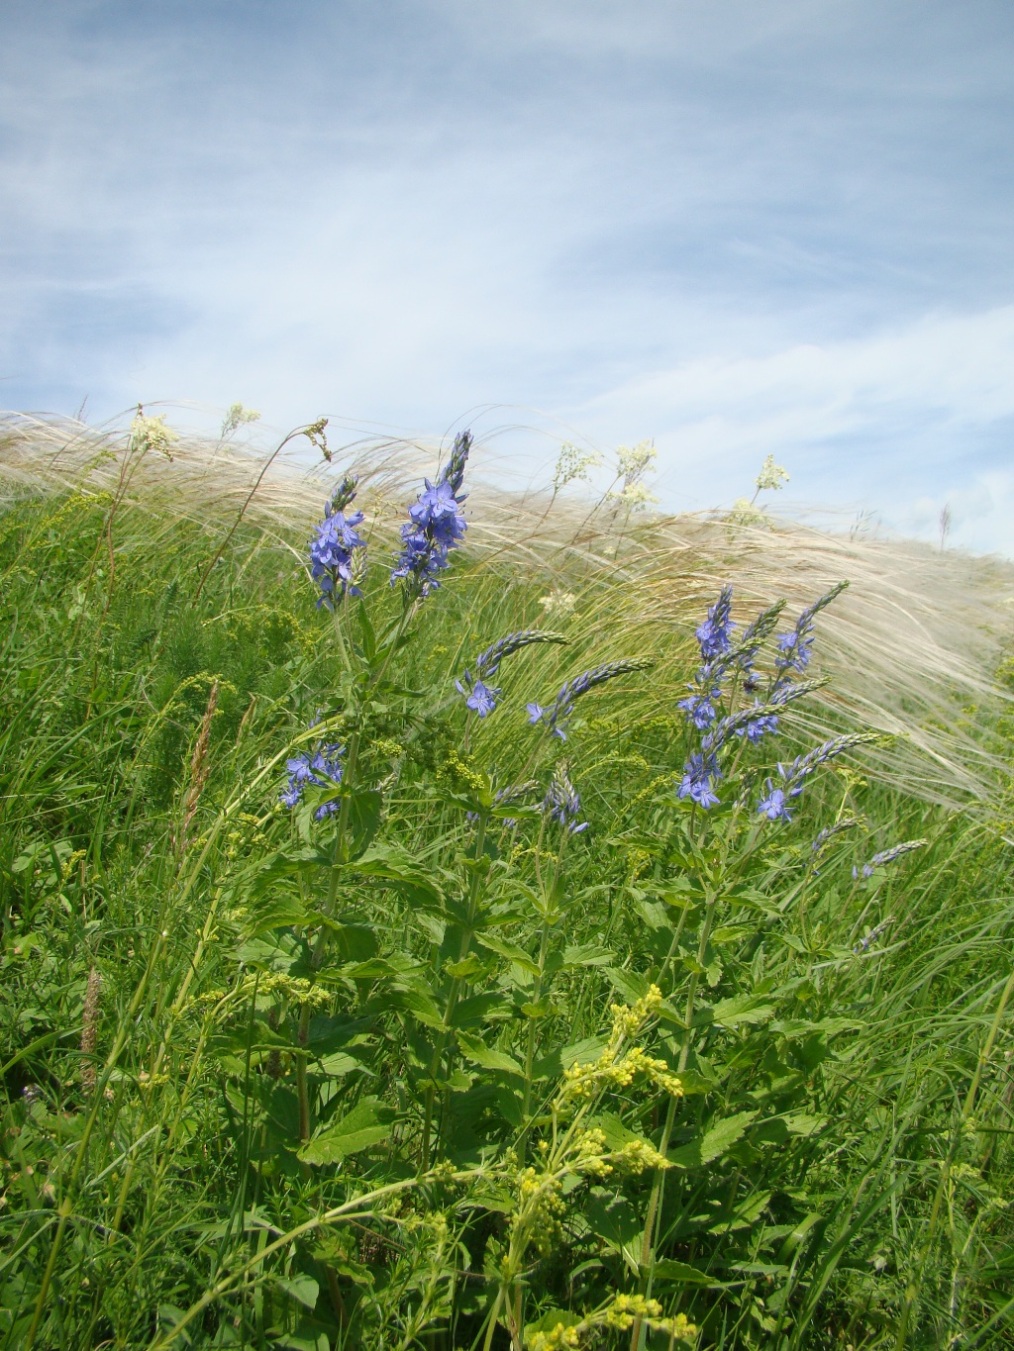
[677,689,720,730]
[543,762,589,833]
[774,582,848,684]
[309,475,366,609]
[677,751,722,808]
[694,585,736,661]
[391,430,471,596]
[528,658,653,740]
[280,740,345,819]
[733,704,779,743]
[463,679,499,717]
[456,630,567,718]
[853,916,895,953]
[756,731,878,820]
[757,781,796,821]
[853,838,926,879]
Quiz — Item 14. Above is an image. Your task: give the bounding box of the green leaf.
[343,789,383,862]
[274,1272,320,1309]
[526,1310,583,1335]
[350,843,446,908]
[604,967,650,1004]
[704,995,776,1029]
[356,597,376,661]
[560,1035,608,1069]
[451,992,512,1029]
[392,987,445,1030]
[315,1052,364,1077]
[298,1097,394,1164]
[652,1259,720,1286]
[475,933,540,974]
[562,943,615,967]
[584,1189,642,1251]
[235,930,311,975]
[456,1031,523,1076]
[669,1111,758,1169]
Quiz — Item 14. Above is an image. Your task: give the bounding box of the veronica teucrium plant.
[221,444,914,1349]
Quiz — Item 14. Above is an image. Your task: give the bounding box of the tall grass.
[0,412,1012,1350]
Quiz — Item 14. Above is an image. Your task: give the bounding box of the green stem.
[24,929,169,1351]
[522,923,552,1123]
[630,886,719,1351]
[420,810,488,1170]
[894,962,1014,1349]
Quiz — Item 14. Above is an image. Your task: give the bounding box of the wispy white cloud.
[1,0,1013,554]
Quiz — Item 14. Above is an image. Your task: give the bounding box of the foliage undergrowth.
[1,416,1012,1350]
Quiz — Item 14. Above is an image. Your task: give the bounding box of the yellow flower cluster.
[528,1322,582,1350]
[526,1297,696,1349]
[513,1167,566,1256]
[190,972,333,1014]
[438,749,488,798]
[556,987,682,1110]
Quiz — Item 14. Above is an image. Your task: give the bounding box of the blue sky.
[3,0,1014,552]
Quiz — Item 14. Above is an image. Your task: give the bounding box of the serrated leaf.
[456,1031,523,1076]
[583,1188,642,1249]
[298,1097,394,1164]
[560,1035,608,1068]
[562,943,615,967]
[706,995,776,1029]
[274,1272,320,1309]
[474,933,540,975]
[669,1111,758,1169]
[604,967,650,1004]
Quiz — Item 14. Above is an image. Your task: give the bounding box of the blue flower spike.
[456,630,568,718]
[280,740,346,820]
[391,430,471,597]
[528,658,653,740]
[309,474,367,609]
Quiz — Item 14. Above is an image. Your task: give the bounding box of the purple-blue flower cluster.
[391,430,471,596]
[528,658,652,740]
[309,475,366,609]
[695,586,736,660]
[756,732,878,822]
[676,586,783,808]
[456,630,567,718]
[280,741,345,820]
[852,838,925,879]
[773,581,848,688]
[675,585,852,813]
[543,762,589,834]
[677,751,721,808]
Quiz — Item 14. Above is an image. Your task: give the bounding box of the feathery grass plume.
[527,658,653,740]
[456,629,567,717]
[80,967,101,1095]
[0,411,1010,801]
[175,679,219,857]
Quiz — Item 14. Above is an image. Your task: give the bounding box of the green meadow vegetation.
[1,409,1013,1350]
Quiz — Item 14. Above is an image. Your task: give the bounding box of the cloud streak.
[1,0,1013,552]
